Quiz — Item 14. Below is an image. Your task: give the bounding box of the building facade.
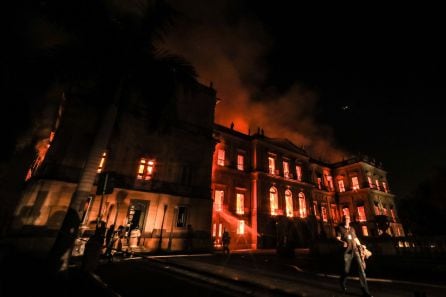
[211,124,405,251]
[11,82,404,254]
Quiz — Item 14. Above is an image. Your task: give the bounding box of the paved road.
[92,251,446,297]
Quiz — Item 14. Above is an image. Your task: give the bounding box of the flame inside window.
[136,158,155,180]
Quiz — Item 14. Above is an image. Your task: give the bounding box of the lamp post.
[157,204,168,251]
[167,206,178,251]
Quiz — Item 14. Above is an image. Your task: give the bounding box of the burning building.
[10,79,404,255]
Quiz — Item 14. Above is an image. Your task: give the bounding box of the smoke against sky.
[165,0,345,162]
[164,1,446,197]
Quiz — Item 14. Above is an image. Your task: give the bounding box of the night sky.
[2,1,445,198]
[165,1,446,198]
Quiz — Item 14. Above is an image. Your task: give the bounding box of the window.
[283,161,290,178]
[218,223,222,237]
[269,187,278,215]
[97,152,107,173]
[357,206,366,222]
[330,204,338,222]
[176,206,187,227]
[298,192,306,218]
[390,208,396,222]
[317,177,322,190]
[217,149,225,166]
[137,158,155,180]
[296,165,302,181]
[352,176,360,190]
[382,182,388,193]
[236,193,244,215]
[342,207,350,217]
[285,190,293,217]
[313,201,319,218]
[268,156,276,174]
[214,190,224,212]
[368,176,373,188]
[362,226,369,236]
[375,179,381,191]
[321,206,328,222]
[212,224,216,237]
[237,154,244,171]
[237,220,245,234]
[338,179,345,192]
[327,175,334,191]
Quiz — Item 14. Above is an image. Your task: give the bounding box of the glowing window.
[237,220,245,235]
[285,190,293,217]
[327,176,334,191]
[317,177,322,190]
[283,161,290,178]
[137,158,155,180]
[298,192,307,218]
[368,176,373,188]
[236,193,244,215]
[338,180,345,192]
[330,204,338,222]
[382,182,388,193]
[237,154,244,171]
[321,206,328,222]
[270,187,278,215]
[268,157,276,174]
[390,208,396,222]
[217,149,225,166]
[212,224,216,237]
[375,179,381,191]
[357,206,366,222]
[97,152,107,173]
[362,226,369,236]
[218,223,222,237]
[313,201,319,218]
[342,207,350,217]
[296,165,302,181]
[352,176,360,190]
[214,190,224,212]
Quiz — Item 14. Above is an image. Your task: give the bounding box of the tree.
[2,0,198,273]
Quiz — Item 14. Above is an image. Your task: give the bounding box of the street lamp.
[168,206,178,251]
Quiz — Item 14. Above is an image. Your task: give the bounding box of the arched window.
[285,190,293,217]
[269,187,278,215]
[298,192,306,218]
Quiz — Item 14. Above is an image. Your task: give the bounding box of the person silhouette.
[222,229,231,254]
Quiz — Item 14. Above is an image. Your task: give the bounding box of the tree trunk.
[47,100,118,273]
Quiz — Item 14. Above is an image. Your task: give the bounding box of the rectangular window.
[375,179,381,191]
[390,208,396,222]
[296,165,302,181]
[313,201,319,218]
[237,220,245,235]
[236,193,244,215]
[317,177,322,190]
[330,204,337,222]
[357,206,366,222]
[237,154,244,171]
[176,206,187,227]
[268,156,276,174]
[368,176,373,188]
[137,158,155,180]
[338,180,345,192]
[217,149,225,166]
[342,207,350,217]
[218,223,222,238]
[352,176,360,190]
[327,175,334,191]
[212,224,216,237]
[283,161,290,178]
[97,152,107,173]
[362,226,369,236]
[321,206,328,222]
[214,190,224,212]
[382,182,388,193]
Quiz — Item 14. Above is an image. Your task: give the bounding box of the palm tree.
[6,0,198,273]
